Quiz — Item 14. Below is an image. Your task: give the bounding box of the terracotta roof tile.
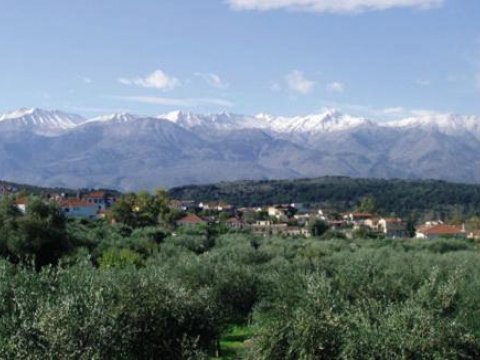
[177,214,206,224]
[61,199,96,208]
[84,191,106,199]
[419,224,464,235]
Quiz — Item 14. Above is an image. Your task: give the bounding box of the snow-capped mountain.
[1,107,480,190]
[0,108,85,135]
[256,109,373,134]
[385,112,480,138]
[86,112,139,124]
[159,108,372,135]
[159,111,263,131]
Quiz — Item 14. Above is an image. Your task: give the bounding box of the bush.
[0,262,223,359]
[0,197,71,269]
[99,247,144,268]
[1,225,480,358]
[248,269,480,359]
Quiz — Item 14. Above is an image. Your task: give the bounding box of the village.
[1,182,476,241]
[170,200,475,240]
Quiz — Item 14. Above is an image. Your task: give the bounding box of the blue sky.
[0,0,479,119]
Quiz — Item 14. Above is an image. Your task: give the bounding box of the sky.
[0,0,479,119]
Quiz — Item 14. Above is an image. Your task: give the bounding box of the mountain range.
[0,107,479,190]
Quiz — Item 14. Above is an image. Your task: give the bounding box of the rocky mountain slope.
[1,107,479,190]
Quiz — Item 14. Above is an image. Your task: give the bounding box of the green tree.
[108,189,174,228]
[2,198,71,269]
[0,196,22,258]
[357,196,377,214]
[309,219,330,237]
[108,192,137,227]
[406,215,417,238]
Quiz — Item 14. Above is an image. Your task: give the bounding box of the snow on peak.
[255,112,274,121]
[87,112,139,123]
[158,110,183,122]
[260,109,372,134]
[157,109,371,133]
[2,107,479,139]
[385,111,480,136]
[158,111,261,130]
[0,108,85,134]
[158,111,199,125]
[0,107,37,120]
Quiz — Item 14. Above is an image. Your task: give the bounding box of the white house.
[344,212,373,225]
[268,206,286,219]
[60,199,98,219]
[15,198,28,213]
[377,218,409,238]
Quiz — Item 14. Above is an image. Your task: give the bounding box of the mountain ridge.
[1,107,480,190]
[2,107,479,136]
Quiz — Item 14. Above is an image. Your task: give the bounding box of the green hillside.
[169,176,480,218]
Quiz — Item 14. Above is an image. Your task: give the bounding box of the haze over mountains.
[1,107,479,190]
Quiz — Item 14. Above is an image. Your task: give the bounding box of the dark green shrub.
[0,262,223,359]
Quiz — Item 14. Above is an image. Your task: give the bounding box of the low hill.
[169,176,480,218]
[0,180,72,195]
[0,180,119,198]
[4,176,480,220]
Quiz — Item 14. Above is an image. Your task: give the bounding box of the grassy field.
[213,326,254,359]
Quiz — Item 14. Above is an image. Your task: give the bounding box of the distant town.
[1,182,476,241]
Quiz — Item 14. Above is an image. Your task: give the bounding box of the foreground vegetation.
[1,195,480,359]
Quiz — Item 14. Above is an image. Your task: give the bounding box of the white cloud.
[118,69,180,91]
[195,72,229,89]
[285,70,315,94]
[227,0,443,13]
[327,81,345,93]
[115,95,233,107]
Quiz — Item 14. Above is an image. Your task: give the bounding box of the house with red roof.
[83,191,116,210]
[15,197,29,213]
[60,198,98,219]
[416,223,466,239]
[176,214,207,227]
